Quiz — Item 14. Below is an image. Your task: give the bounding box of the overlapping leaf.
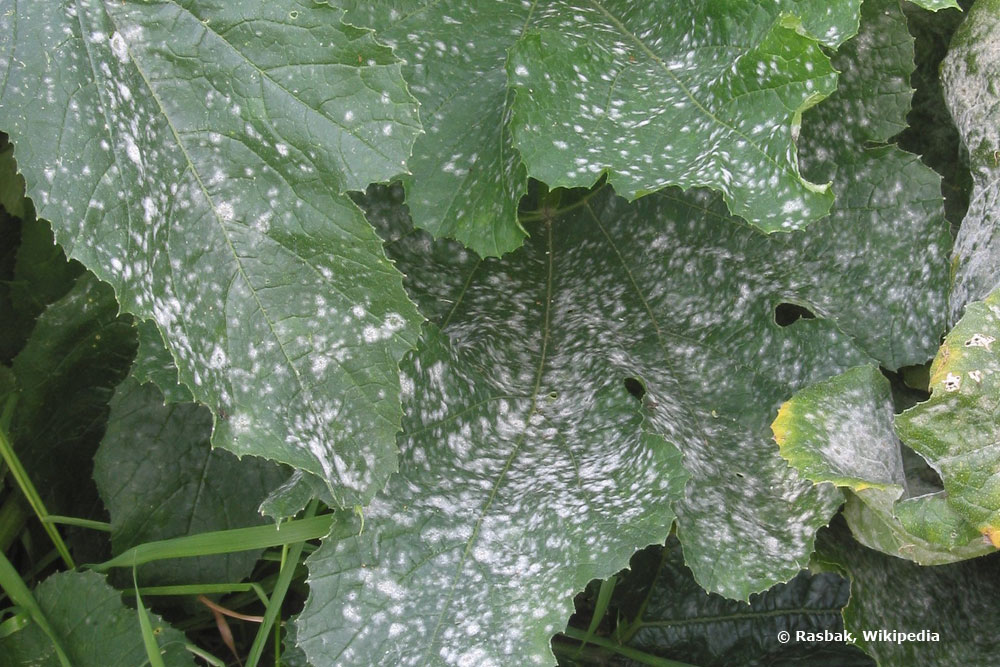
[7,273,136,522]
[773,364,994,564]
[0,571,194,667]
[815,519,1000,667]
[942,0,1000,320]
[342,1,867,257]
[294,147,950,662]
[573,539,870,667]
[0,0,423,506]
[93,377,286,585]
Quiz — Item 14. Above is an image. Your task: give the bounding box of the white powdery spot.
[944,372,961,392]
[275,143,289,157]
[109,32,129,63]
[217,202,235,222]
[124,136,142,166]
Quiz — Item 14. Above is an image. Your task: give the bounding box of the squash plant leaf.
[0,571,195,667]
[93,377,287,586]
[342,1,865,258]
[814,518,1000,667]
[7,273,136,522]
[576,538,870,667]
[293,153,948,662]
[0,0,424,506]
[773,364,994,565]
[942,0,1000,320]
[131,320,194,405]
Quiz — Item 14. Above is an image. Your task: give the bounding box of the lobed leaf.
[0,570,194,667]
[93,377,287,586]
[0,0,424,506]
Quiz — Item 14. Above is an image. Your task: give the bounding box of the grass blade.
[133,568,166,667]
[0,551,71,666]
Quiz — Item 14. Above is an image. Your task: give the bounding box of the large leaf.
[8,273,136,522]
[0,570,194,667]
[131,319,194,404]
[795,0,951,370]
[814,518,1000,667]
[942,0,1000,319]
[293,156,951,663]
[773,364,994,564]
[559,538,871,667]
[0,0,423,505]
[342,1,869,257]
[895,287,1000,549]
[93,377,287,586]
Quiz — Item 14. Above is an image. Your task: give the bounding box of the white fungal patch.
[965,333,995,350]
[944,372,962,392]
[109,31,129,62]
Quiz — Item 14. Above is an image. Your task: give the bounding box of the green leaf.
[773,364,993,563]
[8,273,136,521]
[575,539,871,667]
[132,320,193,404]
[259,468,335,521]
[0,570,194,667]
[895,287,1000,550]
[0,136,28,219]
[908,0,961,10]
[93,377,286,586]
[942,0,1000,319]
[815,518,1000,667]
[0,0,423,505]
[795,0,950,370]
[506,4,838,233]
[343,1,864,256]
[293,157,950,663]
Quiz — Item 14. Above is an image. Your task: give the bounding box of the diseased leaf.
[0,570,194,667]
[93,377,286,586]
[293,152,951,663]
[896,287,1000,549]
[343,1,866,256]
[132,320,193,404]
[773,364,993,564]
[796,0,951,370]
[8,273,136,521]
[0,0,423,505]
[815,518,1000,667]
[569,538,871,667]
[259,468,335,521]
[942,0,1000,319]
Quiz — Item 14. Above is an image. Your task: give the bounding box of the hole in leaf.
[774,302,816,326]
[735,472,745,479]
[623,377,645,401]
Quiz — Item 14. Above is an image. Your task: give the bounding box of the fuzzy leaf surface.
[342,0,869,256]
[0,0,423,505]
[0,570,194,667]
[293,160,952,664]
[773,364,993,564]
[942,0,1000,319]
[815,519,1000,667]
[93,377,286,585]
[896,288,1000,549]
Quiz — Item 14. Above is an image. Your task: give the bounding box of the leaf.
[293,155,951,663]
[571,538,871,667]
[0,570,194,667]
[132,320,193,404]
[259,468,335,521]
[343,1,866,257]
[8,272,136,521]
[772,364,993,564]
[93,377,287,586]
[895,287,1000,549]
[0,0,423,505]
[942,0,1000,319]
[505,3,839,233]
[815,517,1000,667]
[0,136,28,219]
[794,0,951,371]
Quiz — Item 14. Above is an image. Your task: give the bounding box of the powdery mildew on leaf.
[773,364,993,564]
[0,0,424,505]
[816,518,1000,667]
[942,0,1000,321]
[342,1,866,257]
[896,287,1000,550]
[796,0,950,370]
[293,163,953,664]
